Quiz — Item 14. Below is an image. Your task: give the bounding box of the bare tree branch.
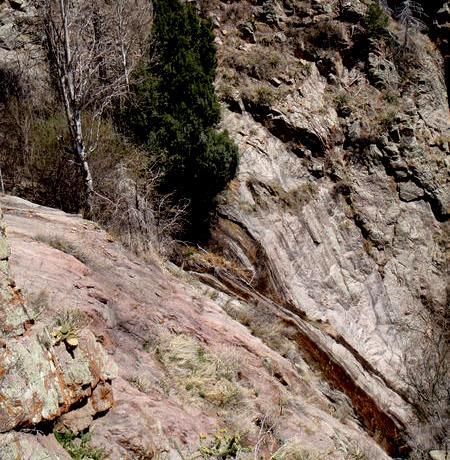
[397,0,427,48]
[32,0,152,216]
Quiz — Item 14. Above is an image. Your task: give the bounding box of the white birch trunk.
[58,0,94,215]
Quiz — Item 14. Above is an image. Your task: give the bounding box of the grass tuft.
[25,289,50,321]
[128,374,153,394]
[271,438,324,460]
[52,309,89,346]
[155,333,245,408]
[35,233,90,265]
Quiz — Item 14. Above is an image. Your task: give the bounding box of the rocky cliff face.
[0,0,448,458]
[0,195,394,459]
[206,0,449,455]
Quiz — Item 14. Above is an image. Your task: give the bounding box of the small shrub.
[222,2,252,22]
[299,62,313,77]
[198,429,246,460]
[223,48,280,80]
[243,84,277,108]
[334,92,352,117]
[268,51,282,69]
[378,109,397,130]
[382,90,399,104]
[255,85,276,106]
[55,431,106,460]
[304,21,348,51]
[52,309,89,346]
[278,182,319,208]
[218,83,236,102]
[364,3,389,37]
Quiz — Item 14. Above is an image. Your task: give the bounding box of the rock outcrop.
[0,0,448,458]
[207,0,449,455]
[0,203,117,457]
[0,207,29,338]
[0,195,392,459]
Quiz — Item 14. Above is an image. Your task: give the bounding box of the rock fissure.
[0,0,448,456]
[188,257,411,457]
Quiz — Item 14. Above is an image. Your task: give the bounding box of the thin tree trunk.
[0,168,4,194]
[93,5,107,82]
[117,0,130,92]
[74,113,93,217]
[80,155,94,217]
[120,40,130,91]
[404,19,410,49]
[58,0,94,217]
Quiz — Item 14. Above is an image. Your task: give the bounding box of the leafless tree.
[33,0,151,216]
[378,0,392,14]
[397,0,426,48]
[110,0,153,93]
[91,158,187,259]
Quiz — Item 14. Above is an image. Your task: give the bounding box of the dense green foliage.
[55,431,106,460]
[125,0,238,236]
[364,3,389,37]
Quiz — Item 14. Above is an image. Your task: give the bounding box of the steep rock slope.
[1,195,391,459]
[199,0,449,455]
[0,203,117,459]
[0,0,448,457]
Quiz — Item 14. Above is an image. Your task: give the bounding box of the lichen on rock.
[0,205,117,457]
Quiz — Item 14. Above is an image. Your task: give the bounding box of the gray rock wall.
[211,0,449,452]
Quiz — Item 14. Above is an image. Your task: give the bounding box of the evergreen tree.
[125,0,238,236]
[364,2,389,37]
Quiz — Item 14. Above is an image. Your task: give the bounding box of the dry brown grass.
[222,1,253,23]
[181,247,253,284]
[221,299,254,328]
[242,83,279,107]
[222,46,284,82]
[34,233,90,265]
[24,289,50,321]
[128,375,153,394]
[328,77,401,149]
[220,299,296,359]
[155,333,247,409]
[271,439,325,460]
[333,433,379,460]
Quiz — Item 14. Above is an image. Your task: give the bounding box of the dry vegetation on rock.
[0,0,449,459]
